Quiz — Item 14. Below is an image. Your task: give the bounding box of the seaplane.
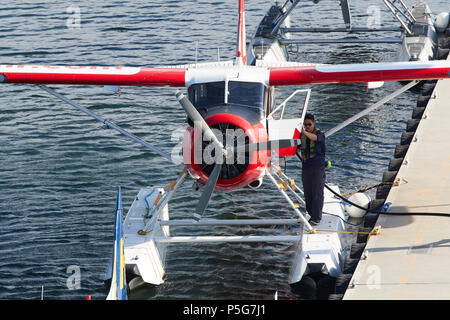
[1,0,450,300]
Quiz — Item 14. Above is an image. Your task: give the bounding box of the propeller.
[194,162,222,220]
[176,91,227,155]
[176,91,227,220]
[176,91,303,220]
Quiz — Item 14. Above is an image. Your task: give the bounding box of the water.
[0,0,445,300]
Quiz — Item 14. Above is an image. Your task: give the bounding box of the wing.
[0,64,186,87]
[269,60,450,86]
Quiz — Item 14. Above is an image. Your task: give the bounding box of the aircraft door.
[267,89,310,158]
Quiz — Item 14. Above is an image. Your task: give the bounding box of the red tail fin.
[236,0,247,65]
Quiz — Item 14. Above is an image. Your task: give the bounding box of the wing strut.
[325,80,420,138]
[38,85,179,165]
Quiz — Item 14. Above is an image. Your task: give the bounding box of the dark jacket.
[297,128,326,169]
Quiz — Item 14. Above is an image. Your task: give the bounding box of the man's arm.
[302,125,318,141]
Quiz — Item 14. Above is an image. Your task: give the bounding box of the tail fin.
[236,0,247,65]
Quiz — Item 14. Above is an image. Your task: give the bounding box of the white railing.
[267,89,311,120]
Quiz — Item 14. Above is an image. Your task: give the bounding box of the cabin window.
[188,81,225,108]
[227,81,264,109]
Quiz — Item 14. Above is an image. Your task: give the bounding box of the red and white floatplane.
[1,0,450,300]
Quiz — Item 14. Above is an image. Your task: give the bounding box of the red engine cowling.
[183,113,269,190]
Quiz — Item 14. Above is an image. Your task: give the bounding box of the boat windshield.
[410,23,429,37]
[228,81,264,109]
[188,81,225,108]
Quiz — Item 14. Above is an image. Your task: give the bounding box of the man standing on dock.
[297,113,326,226]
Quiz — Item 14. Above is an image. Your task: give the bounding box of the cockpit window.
[228,81,264,109]
[188,81,265,110]
[188,81,225,108]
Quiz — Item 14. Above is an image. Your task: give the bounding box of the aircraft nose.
[182,112,269,190]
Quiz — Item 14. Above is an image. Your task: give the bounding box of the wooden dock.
[344,56,450,299]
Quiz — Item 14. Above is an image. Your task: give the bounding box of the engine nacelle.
[182,112,269,191]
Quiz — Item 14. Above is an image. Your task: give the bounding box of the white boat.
[396,1,438,62]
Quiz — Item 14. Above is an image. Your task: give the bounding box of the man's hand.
[302,128,318,141]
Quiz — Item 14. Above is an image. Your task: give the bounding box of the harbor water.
[0,0,444,299]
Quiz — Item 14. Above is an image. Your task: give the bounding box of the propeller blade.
[176,91,226,154]
[235,139,301,153]
[193,162,222,220]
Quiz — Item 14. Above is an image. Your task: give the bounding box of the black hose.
[379,212,450,218]
[324,183,370,212]
[298,157,450,218]
[325,183,450,218]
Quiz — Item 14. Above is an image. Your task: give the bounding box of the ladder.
[382,0,416,35]
[270,0,301,36]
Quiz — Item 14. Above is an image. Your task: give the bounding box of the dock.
[343,55,450,299]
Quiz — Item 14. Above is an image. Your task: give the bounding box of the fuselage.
[181,66,273,190]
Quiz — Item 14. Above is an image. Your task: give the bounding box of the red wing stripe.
[269,61,450,86]
[0,65,186,87]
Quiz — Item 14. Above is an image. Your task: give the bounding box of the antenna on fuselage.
[195,40,198,66]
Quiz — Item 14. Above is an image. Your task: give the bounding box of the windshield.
[188,81,225,108]
[410,23,429,36]
[228,81,264,109]
[188,81,265,110]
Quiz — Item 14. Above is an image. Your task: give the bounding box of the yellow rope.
[138,169,187,236]
[341,177,408,196]
[277,166,282,176]
[393,177,408,186]
[178,168,187,178]
[264,33,289,46]
[308,226,381,240]
[166,181,176,191]
[290,179,296,189]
